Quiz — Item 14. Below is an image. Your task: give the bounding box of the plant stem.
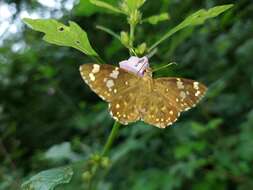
[96,25,121,41]
[88,121,121,190]
[101,121,121,156]
[129,23,135,47]
[129,23,136,55]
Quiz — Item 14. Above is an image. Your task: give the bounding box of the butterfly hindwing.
[108,86,141,124]
[138,91,180,128]
[79,64,139,102]
[155,78,207,112]
[138,78,207,128]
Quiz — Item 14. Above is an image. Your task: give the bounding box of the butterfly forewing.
[79,64,139,102]
[155,78,207,112]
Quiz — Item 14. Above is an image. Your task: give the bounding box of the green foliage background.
[1,0,253,189]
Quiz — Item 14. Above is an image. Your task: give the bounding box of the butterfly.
[79,63,207,128]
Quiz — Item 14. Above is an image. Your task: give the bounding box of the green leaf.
[207,118,223,129]
[142,13,170,25]
[23,18,98,56]
[135,42,147,55]
[45,142,81,162]
[74,0,98,16]
[120,0,146,14]
[21,166,73,190]
[148,4,234,52]
[90,0,123,14]
[74,0,119,16]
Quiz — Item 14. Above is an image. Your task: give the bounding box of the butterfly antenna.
[152,62,177,73]
[137,61,148,74]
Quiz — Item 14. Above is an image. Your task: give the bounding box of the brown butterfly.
[79,63,207,128]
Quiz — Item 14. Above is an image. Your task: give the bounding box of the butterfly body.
[80,63,207,128]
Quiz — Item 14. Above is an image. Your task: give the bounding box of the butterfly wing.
[138,78,207,128]
[138,91,180,128]
[155,78,207,112]
[79,63,139,102]
[108,86,141,124]
[80,63,142,124]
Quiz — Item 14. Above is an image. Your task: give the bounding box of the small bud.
[135,43,147,55]
[120,31,129,46]
[128,10,142,25]
[82,171,92,181]
[100,157,110,168]
[88,153,101,165]
[91,154,101,162]
[119,1,129,14]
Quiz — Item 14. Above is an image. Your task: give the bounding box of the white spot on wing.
[110,70,119,79]
[81,71,85,77]
[106,79,114,89]
[180,91,186,99]
[92,64,100,73]
[89,73,95,81]
[177,80,184,89]
[193,82,199,90]
[184,107,190,111]
[195,90,201,96]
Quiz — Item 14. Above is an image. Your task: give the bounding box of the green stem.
[102,121,121,156]
[129,23,135,47]
[96,25,121,41]
[96,25,136,53]
[88,121,121,190]
[129,23,136,55]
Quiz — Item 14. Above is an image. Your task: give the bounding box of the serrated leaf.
[142,13,170,25]
[148,4,234,52]
[90,0,123,14]
[23,18,98,56]
[21,166,73,190]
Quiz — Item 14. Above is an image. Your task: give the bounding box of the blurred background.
[1,0,253,189]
